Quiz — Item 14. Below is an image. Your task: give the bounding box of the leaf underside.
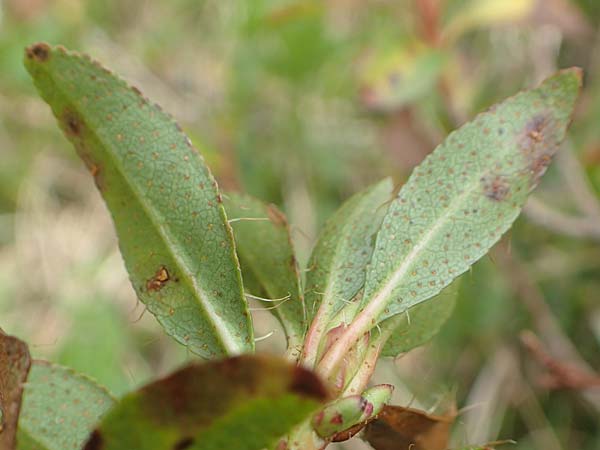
[360,69,581,325]
[82,355,330,450]
[17,362,115,450]
[224,193,306,358]
[24,43,253,358]
[381,281,458,357]
[305,179,394,325]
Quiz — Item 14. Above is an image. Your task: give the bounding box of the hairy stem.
[316,299,384,380]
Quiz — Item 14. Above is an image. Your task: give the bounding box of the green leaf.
[305,179,393,323]
[380,283,458,358]
[302,179,393,365]
[82,355,330,450]
[17,361,115,450]
[360,69,581,325]
[224,193,306,359]
[0,330,31,449]
[24,43,253,358]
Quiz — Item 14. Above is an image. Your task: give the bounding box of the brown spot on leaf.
[481,173,510,202]
[26,43,50,62]
[519,112,561,188]
[289,366,329,400]
[146,266,170,292]
[63,110,84,137]
[330,413,343,424]
[83,430,103,450]
[173,437,194,449]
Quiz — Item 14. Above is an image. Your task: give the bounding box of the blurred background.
[0,0,599,449]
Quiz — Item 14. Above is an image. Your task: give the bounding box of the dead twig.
[520,330,600,390]
[493,246,600,412]
[524,196,600,242]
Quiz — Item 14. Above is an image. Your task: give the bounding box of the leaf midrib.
[42,64,240,354]
[364,173,481,320]
[318,198,370,318]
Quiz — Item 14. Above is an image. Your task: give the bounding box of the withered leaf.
[82,355,330,450]
[0,330,31,450]
[362,404,456,450]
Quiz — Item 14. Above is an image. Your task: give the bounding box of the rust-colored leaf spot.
[330,413,343,424]
[83,430,104,450]
[0,330,32,449]
[146,266,170,292]
[481,173,510,202]
[63,110,84,137]
[289,366,329,400]
[519,112,560,188]
[363,404,456,450]
[26,42,50,62]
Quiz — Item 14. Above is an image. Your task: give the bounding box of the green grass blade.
[24,43,253,358]
[17,362,115,450]
[361,69,581,324]
[224,193,306,360]
[81,355,330,450]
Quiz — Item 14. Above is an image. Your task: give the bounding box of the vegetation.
[1,2,599,450]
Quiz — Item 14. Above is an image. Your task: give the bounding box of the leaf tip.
[25,42,51,63]
[560,66,583,86]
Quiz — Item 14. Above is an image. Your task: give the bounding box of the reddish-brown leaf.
[0,330,31,450]
[362,404,456,450]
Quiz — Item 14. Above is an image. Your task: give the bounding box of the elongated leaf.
[82,355,330,450]
[17,362,115,450]
[0,330,31,449]
[360,69,581,325]
[380,282,458,357]
[24,43,253,358]
[302,179,393,366]
[305,179,393,325]
[224,193,306,359]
